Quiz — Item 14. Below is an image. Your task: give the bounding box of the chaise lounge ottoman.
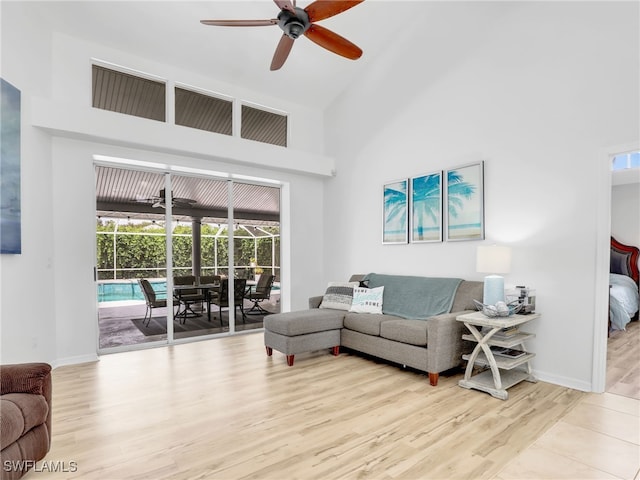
[263,309,344,366]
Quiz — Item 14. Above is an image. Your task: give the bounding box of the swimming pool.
[98,279,280,302]
[97,280,167,302]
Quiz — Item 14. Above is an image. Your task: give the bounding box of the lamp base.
[483,275,505,305]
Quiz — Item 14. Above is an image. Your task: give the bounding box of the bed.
[609,237,640,331]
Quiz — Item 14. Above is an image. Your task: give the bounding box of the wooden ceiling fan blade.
[273,0,295,13]
[304,24,362,60]
[200,19,278,27]
[271,34,295,71]
[305,0,364,23]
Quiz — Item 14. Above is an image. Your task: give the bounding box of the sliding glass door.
[96,164,281,351]
[231,181,281,333]
[96,167,169,349]
[170,174,229,340]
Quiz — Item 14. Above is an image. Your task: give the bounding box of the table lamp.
[476,245,512,305]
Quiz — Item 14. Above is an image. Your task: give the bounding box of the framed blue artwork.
[410,171,442,243]
[445,161,484,241]
[1,78,21,254]
[382,178,408,244]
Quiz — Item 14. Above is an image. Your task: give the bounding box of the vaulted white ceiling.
[29,0,413,110]
[24,1,532,113]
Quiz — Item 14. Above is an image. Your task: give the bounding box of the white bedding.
[609,273,640,331]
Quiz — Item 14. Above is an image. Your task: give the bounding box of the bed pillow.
[610,250,631,277]
[319,282,359,311]
[350,286,384,314]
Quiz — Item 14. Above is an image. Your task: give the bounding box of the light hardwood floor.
[606,320,640,400]
[39,323,639,480]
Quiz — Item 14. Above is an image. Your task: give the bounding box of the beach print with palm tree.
[383,180,408,243]
[447,164,483,240]
[411,173,442,242]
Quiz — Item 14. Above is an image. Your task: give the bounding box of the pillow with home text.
[350,286,384,314]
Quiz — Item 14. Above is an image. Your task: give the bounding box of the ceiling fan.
[136,189,197,209]
[201,0,364,71]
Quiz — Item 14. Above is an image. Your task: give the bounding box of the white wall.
[0,2,328,365]
[611,182,640,247]
[324,2,639,391]
[0,2,57,364]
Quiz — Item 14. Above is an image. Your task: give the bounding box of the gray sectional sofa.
[264,274,483,386]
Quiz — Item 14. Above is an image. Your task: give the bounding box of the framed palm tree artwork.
[445,161,485,241]
[410,172,442,243]
[382,179,408,244]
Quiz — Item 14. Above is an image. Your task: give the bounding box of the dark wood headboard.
[611,236,640,288]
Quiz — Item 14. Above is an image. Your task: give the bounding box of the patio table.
[174,283,220,322]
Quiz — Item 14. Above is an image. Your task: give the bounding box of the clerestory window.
[92,63,288,148]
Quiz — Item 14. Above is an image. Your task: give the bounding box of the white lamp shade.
[476,245,512,274]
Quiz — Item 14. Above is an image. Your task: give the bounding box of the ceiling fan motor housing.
[278,7,310,39]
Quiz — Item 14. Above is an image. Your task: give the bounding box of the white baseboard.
[534,369,592,392]
[51,354,99,369]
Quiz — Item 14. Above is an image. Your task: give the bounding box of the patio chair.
[138,279,179,327]
[173,275,206,324]
[245,274,275,315]
[200,275,221,321]
[210,278,247,327]
[200,275,221,285]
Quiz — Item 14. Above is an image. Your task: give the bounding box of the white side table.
[456,311,541,400]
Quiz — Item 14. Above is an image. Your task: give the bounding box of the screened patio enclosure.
[96,219,280,285]
[95,164,281,350]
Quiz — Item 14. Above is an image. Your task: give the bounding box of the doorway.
[95,163,281,351]
[605,149,640,399]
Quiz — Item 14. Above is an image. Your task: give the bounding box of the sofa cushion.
[1,398,24,446]
[350,286,384,314]
[0,393,49,446]
[319,282,359,311]
[3,425,51,479]
[264,309,345,336]
[343,313,401,336]
[380,319,429,347]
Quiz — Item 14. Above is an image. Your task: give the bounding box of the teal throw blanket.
[364,273,463,320]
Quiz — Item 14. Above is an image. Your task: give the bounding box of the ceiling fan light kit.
[201,0,364,70]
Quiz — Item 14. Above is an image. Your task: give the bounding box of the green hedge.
[96,220,278,280]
